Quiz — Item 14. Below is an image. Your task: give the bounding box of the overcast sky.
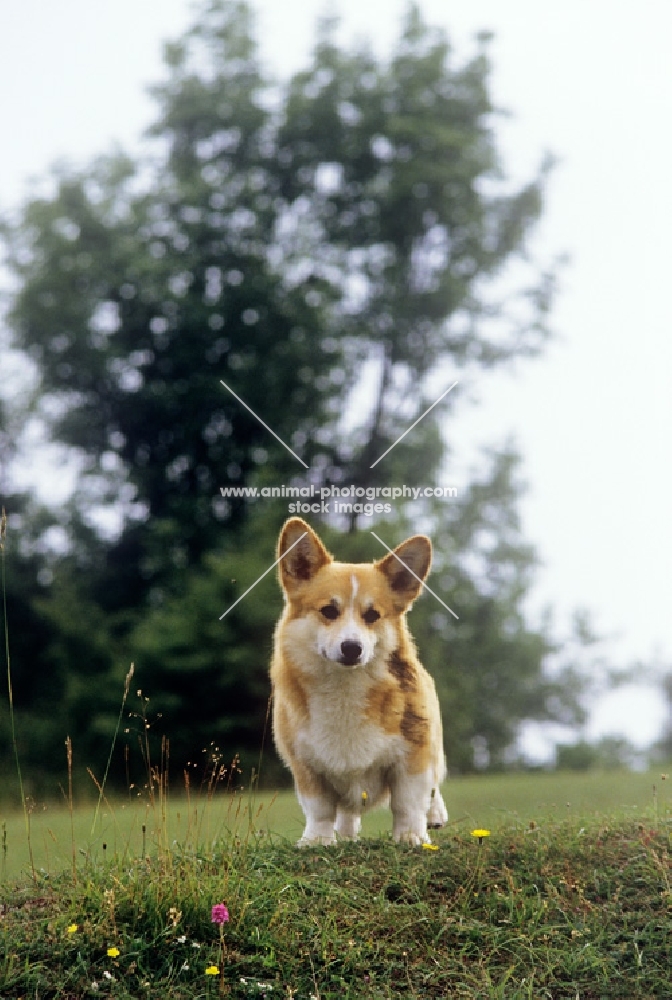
[1,0,671,756]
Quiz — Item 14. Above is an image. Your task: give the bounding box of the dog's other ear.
[376,535,432,609]
[278,518,332,594]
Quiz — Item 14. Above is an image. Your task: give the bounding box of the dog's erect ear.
[277,517,332,594]
[376,535,432,608]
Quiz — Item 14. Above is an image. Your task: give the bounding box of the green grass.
[2,769,669,882]
[1,770,671,999]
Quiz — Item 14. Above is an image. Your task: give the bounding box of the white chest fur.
[296,665,403,779]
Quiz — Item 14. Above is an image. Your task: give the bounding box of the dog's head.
[277,517,431,668]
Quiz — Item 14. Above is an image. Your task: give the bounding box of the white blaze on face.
[317,573,377,666]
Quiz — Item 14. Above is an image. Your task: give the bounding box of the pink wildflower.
[211,903,229,925]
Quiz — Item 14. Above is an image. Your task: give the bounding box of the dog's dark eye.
[320,604,340,620]
[362,608,380,624]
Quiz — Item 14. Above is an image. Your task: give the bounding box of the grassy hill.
[1,770,671,998]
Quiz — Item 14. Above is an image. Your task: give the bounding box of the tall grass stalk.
[89,661,135,840]
[65,735,76,883]
[1,507,35,882]
[1,821,6,882]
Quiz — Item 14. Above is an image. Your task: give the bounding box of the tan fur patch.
[387,649,417,692]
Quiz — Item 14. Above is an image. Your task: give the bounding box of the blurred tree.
[555,737,642,772]
[1,0,579,783]
[2,120,342,611]
[275,8,555,519]
[652,672,672,763]
[2,1,554,593]
[413,447,574,772]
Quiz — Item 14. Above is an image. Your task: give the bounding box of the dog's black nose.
[340,641,362,665]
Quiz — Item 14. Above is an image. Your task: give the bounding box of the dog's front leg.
[334,808,362,841]
[296,789,338,846]
[291,763,337,845]
[389,769,434,846]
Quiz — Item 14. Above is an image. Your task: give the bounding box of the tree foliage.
[1,0,580,786]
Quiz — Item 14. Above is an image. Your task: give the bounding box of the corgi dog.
[271,517,448,846]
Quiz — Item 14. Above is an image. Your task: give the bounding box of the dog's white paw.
[335,812,362,840]
[297,834,336,848]
[394,828,427,847]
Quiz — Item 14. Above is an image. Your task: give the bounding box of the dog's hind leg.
[427,785,448,829]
